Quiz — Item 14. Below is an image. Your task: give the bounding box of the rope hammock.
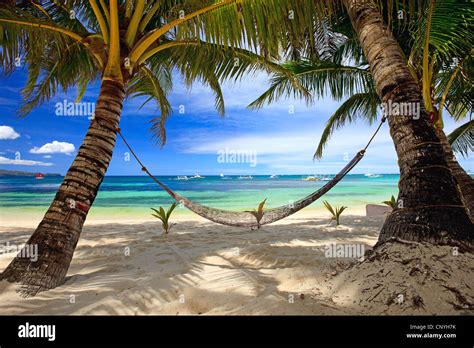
[116,118,385,228]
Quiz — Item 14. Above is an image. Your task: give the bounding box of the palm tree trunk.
[343,0,473,251]
[0,79,125,296]
[436,128,474,222]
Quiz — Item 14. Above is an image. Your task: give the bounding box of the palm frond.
[0,3,102,115]
[249,59,372,110]
[434,53,474,121]
[314,92,380,159]
[200,70,225,116]
[128,65,173,145]
[140,38,305,143]
[18,40,99,117]
[410,0,473,69]
[447,120,474,158]
[131,0,328,63]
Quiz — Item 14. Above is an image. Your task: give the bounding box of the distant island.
[0,169,61,177]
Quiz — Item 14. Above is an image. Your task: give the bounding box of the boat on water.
[364,173,382,178]
[191,173,205,179]
[176,176,189,180]
[35,173,45,180]
[269,175,279,179]
[237,175,253,180]
[302,175,319,181]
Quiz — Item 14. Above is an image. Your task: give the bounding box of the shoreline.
[0,206,369,228]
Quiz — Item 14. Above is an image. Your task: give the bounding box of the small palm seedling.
[323,201,347,226]
[151,202,178,234]
[246,199,267,229]
[382,195,397,209]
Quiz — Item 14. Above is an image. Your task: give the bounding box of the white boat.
[302,175,319,181]
[364,173,382,178]
[237,175,253,180]
[269,175,279,179]
[220,173,232,180]
[191,173,205,179]
[176,176,189,180]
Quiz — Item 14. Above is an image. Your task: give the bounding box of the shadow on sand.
[0,214,386,315]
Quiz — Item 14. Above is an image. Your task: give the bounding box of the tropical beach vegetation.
[322,200,347,226]
[252,0,474,219]
[151,202,178,234]
[0,0,472,306]
[382,196,397,210]
[245,198,267,229]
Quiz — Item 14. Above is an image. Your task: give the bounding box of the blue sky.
[0,68,472,176]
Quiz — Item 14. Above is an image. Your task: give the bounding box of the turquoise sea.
[0,175,399,219]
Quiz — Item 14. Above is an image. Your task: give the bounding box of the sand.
[0,211,472,315]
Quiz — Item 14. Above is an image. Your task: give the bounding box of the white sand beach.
[0,211,472,315]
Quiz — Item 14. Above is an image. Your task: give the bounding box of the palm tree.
[332,0,472,249]
[407,0,473,219]
[0,0,311,296]
[253,0,474,249]
[252,1,474,219]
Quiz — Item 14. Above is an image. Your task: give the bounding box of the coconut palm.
[0,0,312,296]
[326,0,472,249]
[252,1,474,225]
[380,1,473,215]
[406,0,474,218]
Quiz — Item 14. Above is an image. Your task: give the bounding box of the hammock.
[117,119,384,228]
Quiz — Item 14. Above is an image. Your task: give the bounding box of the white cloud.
[176,123,399,174]
[30,141,75,155]
[0,126,20,140]
[0,156,52,166]
[185,133,315,155]
[182,128,393,157]
[43,155,52,159]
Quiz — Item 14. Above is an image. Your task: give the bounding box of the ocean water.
[0,175,399,219]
